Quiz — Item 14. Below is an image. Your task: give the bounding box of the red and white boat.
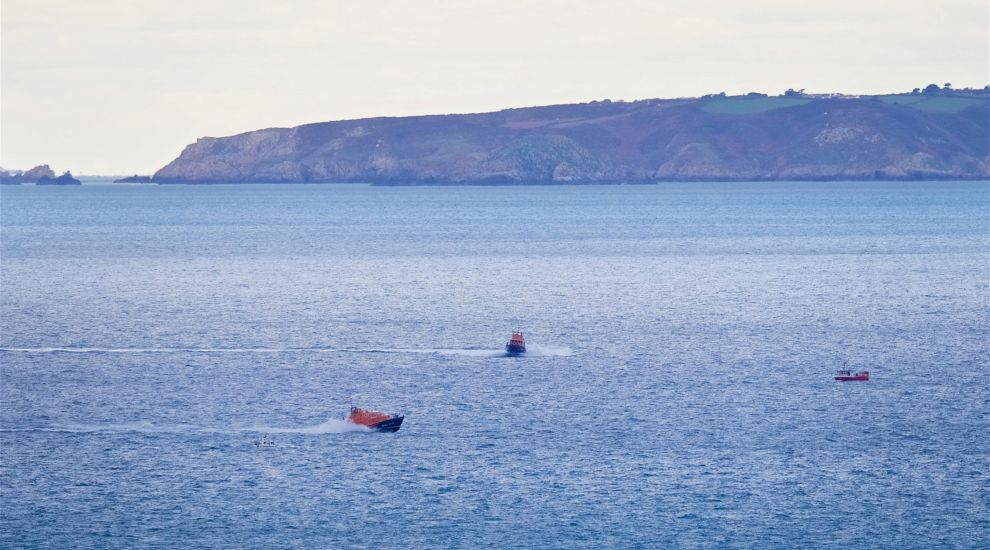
[834,370,869,382]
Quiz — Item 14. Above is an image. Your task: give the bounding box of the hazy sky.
[2,0,988,174]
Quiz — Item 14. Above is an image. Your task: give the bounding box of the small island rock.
[1,165,80,185]
[23,165,56,180]
[113,175,154,183]
[36,171,81,185]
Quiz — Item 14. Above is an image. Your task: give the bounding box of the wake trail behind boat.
[248,418,367,434]
[2,418,367,435]
[0,345,574,357]
[0,347,322,354]
[523,344,573,357]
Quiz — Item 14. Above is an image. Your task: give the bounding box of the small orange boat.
[505,331,526,356]
[834,370,869,382]
[346,406,404,432]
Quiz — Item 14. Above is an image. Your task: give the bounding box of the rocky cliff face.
[23,165,56,180]
[154,94,990,183]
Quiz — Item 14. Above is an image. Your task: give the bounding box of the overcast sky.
[2,0,988,174]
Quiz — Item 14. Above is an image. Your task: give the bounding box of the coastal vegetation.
[700,96,811,114]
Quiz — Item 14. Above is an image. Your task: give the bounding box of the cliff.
[154,92,990,184]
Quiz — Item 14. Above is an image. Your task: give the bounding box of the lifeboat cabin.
[505,331,526,356]
[347,407,404,432]
[834,370,869,382]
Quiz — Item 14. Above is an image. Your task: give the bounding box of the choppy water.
[1,182,988,548]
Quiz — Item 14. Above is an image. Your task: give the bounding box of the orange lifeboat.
[346,406,404,432]
[505,331,526,355]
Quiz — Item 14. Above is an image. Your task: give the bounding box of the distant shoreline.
[9,178,987,187]
[152,175,990,185]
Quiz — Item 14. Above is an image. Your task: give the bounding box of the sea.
[1,181,988,549]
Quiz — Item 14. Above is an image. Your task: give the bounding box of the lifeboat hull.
[347,407,404,433]
[505,343,526,356]
[370,416,404,433]
[834,374,869,381]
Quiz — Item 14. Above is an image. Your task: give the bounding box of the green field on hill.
[701,97,811,114]
[876,95,987,113]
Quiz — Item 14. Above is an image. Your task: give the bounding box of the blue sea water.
[1,182,988,548]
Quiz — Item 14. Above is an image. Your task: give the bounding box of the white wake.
[0,345,573,357]
[247,418,368,434]
[2,418,368,435]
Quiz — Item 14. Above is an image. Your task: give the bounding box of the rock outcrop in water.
[1,165,80,185]
[36,171,81,185]
[154,90,990,184]
[113,175,154,183]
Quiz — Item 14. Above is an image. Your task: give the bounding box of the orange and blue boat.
[505,331,526,356]
[347,406,404,432]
